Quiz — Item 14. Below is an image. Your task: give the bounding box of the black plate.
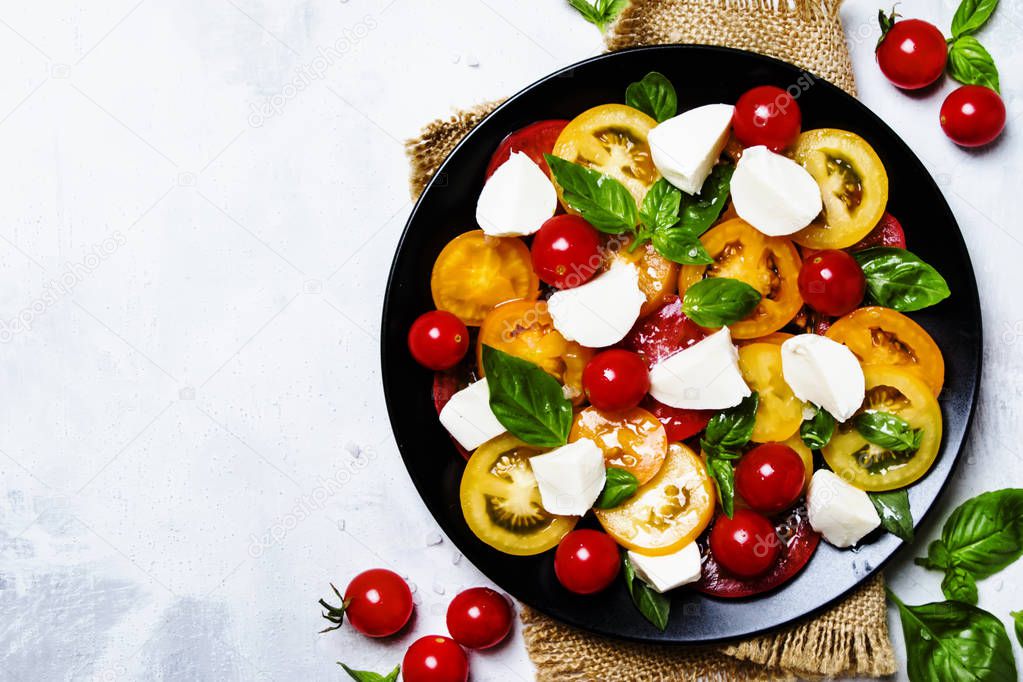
[380,46,982,643]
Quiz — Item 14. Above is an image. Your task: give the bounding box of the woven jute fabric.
[405,1,896,678]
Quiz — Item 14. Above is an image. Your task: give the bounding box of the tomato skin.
[732,86,802,151]
[876,19,947,90]
[409,311,469,370]
[850,211,906,251]
[554,529,621,594]
[583,350,650,412]
[446,587,513,650]
[709,510,780,578]
[798,249,866,317]
[620,296,707,367]
[940,85,1006,147]
[486,120,569,179]
[402,636,469,682]
[643,397,712,442]
[735,443,806,514]
[531,215,602,288]
[343,569,414,637]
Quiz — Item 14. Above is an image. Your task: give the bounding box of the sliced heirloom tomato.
[433,367,474,460]
[643,397,713,442]
[823,365,942,491]
[826,306,944,396]
[477,299,592,403]
[604,235,678,317]
[850,211,906,251]
[678,219,803,339]
[552,104,659,206]
[737,331,793,347]
[791,129,889,250]
[594,443,715,555]
[619,295,707,367]
[737,343,803,443]
[570,407,667,485]
[460,434,578,555]
[485,119,569,179]
[431,230,539,326]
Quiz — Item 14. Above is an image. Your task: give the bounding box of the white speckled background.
[0,1,1020,680]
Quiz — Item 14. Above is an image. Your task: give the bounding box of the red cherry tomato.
[643,397,713,442]
[402,636,469,682]
[940,85,1006,147]
[446,587,513,650]
[732,85,802,151]
[409,311,469,371]
[338,569,413,637]
[582,349,650,412]
[485,119,570,179]
[531,215,602,288]
[735,443,806,514]
[554,529,621,594]
[620,296,707,368]
[850,211,906,251]
[708,509,780,578]
[876,18,947,90]
[797,249,866,317]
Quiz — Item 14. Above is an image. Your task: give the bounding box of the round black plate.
[380,46,981,643]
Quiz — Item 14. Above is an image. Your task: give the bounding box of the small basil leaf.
[948,36,1001,92]
[854,411,922,453]
[545,155,638,234]
[481,345,573,448]
[623,554,671,631]
[706,456,736,518]
[651,227,714,265]
[869,489,914,542]
[887,590,1017,682]
[625,71,677,123]
[595,467,639,509]
[639,177,681,232]
[918,489,1023,580]
[952,0,999,38]
[800,405,836,449]
[941,565,979,604]
[677,163,735,234]
[702,393,759,453]
[338,663,400,682]
[681,277,762,327]
[915,539,952,571]
[854,247,951,312]
[1011,610,1023,648]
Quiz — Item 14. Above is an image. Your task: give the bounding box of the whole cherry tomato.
[486,119,569,179]
[940,85,1006,147]
[735,443,806,514]
[446,587,513,650]
[732,85,802,152]
[797,249,866,317]
[554,529,621,594]
[320,568,413,637]
[402,636,469,682]
[709,509,780,578]
[408,310,469,371]
[875,17,947,90]
[531,215,602,289]
[582,349,650,412]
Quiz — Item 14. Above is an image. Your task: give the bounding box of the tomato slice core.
[485,119,569,179]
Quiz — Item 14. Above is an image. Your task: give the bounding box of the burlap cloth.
[405,1,896,678]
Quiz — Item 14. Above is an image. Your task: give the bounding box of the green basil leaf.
[941,565,979,604]
[639,177,681,232]
[854,247,951,312]
[952,0,999,37]
[623,554,671,631]
[706,456,737,518]
[800,405,836,449]
[338,663,400,682]
[854,411,922,453]
[567,0,628,31]
[651,227,714,265]
[702,393,759,453]
[625,71,677,123]
[918,489,1023,580]
[595,467,639,508]
[869,489,914,542]
[1011,610,1023,648]
[948,36,1001,92]
[888,590,1017,682]
[481,345,573,448]
[915,539,952,571]
[681,277,762,328]
[677,163,735,235]
[545,155,638,234]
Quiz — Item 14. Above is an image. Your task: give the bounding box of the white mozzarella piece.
[730,145,823,236]
[807,470,881,548]
[475,151,557,237]
[627,543,702,593]
[780,334,865,422]
[648,104,734,195]
[648,327,751,409]
[529,438,606,516]
[547,263,645,348]
[437,378,506,451]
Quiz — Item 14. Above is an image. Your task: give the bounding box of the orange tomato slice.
[604,235,679,318]
[570,406,667,485]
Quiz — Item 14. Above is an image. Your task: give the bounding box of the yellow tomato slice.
[737,331,794,347]
[823,366,942,491]
[431,230,539,326]
[604,235,678,317]
[594,442,715,555]
[784,434,815,490]
[738,343,803,443]
[460,434,578,555]
[570,406,667,485]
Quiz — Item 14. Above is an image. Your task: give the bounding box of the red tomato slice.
[643,397,713,442]
[696,505,820,598]
[485,120,569,179]
[850,211,906,251]
[432,368,474,460]
[619,296,707,368]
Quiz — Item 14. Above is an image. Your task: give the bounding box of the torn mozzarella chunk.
[648,104,734,195]
[780,334,865,422]
[547,263,645,348]
[730,145,823,236]
[648,327,751,409]
[529,438,606,516]
[476,151,557,237]
[627,542,702,593]
[807,470,881,548]
[438,378,506,451]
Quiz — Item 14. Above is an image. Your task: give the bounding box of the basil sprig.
[681,277,762,328]
[623,554,670,631]
[700,393,759,517]
[338,664,400,682]
[854,411,922,453]
[948,36,1000,92]
[567,0,628,32]
[869,489,914,542]
[595,467,639,509]
[854,248,950,312]
[888,589,1017,682]
[800,405,836,449]
[545,155,638,233]
[625,71,677,122]
[481,345,573,448]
